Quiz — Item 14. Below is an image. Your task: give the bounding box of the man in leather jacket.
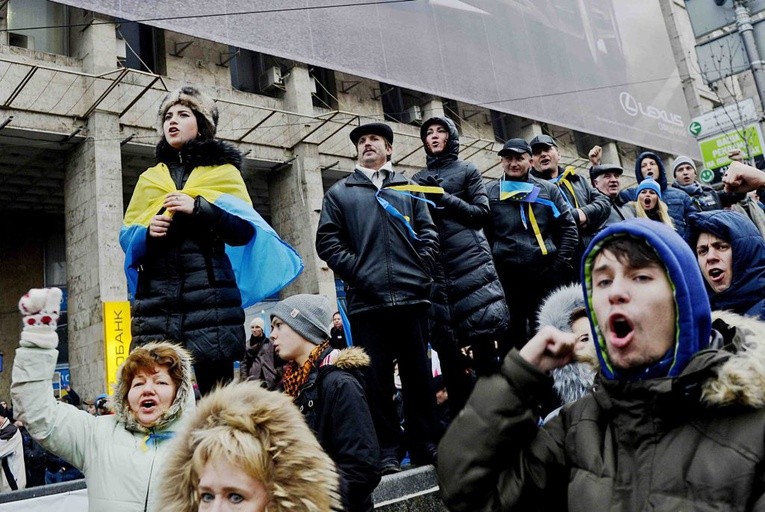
[316,123,440,474]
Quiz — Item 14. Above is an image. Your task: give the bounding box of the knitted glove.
[18,288,62,349]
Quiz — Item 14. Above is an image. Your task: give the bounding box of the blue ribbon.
[499,180,561,218]
[375,189,434,241]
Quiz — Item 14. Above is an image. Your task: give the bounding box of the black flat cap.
[349,122,394,145]
[529,134,557,148]
[498,138,532,156]
[589,163,624,181]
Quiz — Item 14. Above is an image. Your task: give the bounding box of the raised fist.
[18,288,62,349]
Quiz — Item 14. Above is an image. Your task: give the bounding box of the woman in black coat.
[412,116,509,413]
[122,86,259,394]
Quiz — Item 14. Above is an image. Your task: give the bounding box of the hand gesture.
[519,326,577,373]
[163,192,195,215]
[723,161,765,193]
[588,145,602,166]
[18,288,62,349]
[149,214,172,238]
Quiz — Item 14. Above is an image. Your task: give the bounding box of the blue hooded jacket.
[581,218,712,380]
[620,152,696,240]
[687,210,765,320]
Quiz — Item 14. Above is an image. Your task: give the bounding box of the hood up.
[160,381,340,512]
[581,218,711,380]
[420,116,460,167]
[687,209,765,318]
[111,341,195,434]
[634,151,668,191]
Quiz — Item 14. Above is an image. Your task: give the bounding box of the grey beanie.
[270,294,332,345]
[158,86,219,137]
[672,156,696,177]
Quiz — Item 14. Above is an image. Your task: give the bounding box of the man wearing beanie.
[271,294,381,512]
[671,155,742,211]
[316,122,440,473]
[439,218,765,511]
[242,317,279,389]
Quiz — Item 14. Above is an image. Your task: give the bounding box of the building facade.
[0,0,694,399]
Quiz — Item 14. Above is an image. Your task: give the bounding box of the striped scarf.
[282,341,330,398]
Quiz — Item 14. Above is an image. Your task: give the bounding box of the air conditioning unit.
[308,76,318,95]
[115,38,127,61]
[402,105,423,124]
[259,66,283,92]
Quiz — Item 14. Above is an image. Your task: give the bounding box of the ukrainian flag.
[120,162,303,307]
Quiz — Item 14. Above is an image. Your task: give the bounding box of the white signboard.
[689,98,759,139]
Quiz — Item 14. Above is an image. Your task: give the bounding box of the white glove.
[18,288,62,349]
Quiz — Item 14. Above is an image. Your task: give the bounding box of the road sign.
[686,0,765,38]
[690,98,759,139]
[699,123,764,170]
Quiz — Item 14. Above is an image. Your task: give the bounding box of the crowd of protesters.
[6,92,765,512]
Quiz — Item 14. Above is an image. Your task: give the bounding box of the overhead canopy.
[48,0,698,156]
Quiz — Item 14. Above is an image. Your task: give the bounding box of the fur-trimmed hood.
[329,346,371,371]
[537,283,584,332]
[701,311,765,407]
[155,137,243,170]
[110,341,195,434]
[159,381,340,512]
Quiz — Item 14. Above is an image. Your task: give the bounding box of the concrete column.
[422,99,444,120]
[269,65,337,302]
[64,111,126,398]
[63,13,125,398]
[519,121,543,141]
[601,142,621,168]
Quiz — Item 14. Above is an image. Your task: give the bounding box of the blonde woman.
[160,381,339,512]
[633,177,675,230]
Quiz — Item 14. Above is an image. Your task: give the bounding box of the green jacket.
[439,311,765,511]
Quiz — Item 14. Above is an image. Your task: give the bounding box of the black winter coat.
[486,174,578,271]
[412,116,508,343]
[316,169,438,314]
[295,347,381,512]
[531,166,610,249]
[129,138,253,364]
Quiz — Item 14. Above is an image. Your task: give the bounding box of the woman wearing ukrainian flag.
[121,86,302,394]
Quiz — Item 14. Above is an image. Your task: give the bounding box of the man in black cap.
[530,135,609,272]
[316,122,440,474]
[485,138,578,354]
[589,163,635,226]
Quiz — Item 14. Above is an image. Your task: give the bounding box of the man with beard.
[589,163,635,226]
[530,135,610,272]
[316,122,440,474]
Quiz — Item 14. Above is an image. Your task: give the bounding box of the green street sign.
[698,124,764,170]
[699,168,715,184]
[688,121,702,137]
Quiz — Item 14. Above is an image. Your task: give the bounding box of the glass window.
[8,0,68,56]
[117,22,165,75]
[230,48,286,98]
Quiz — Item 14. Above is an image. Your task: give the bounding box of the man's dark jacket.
[316,168,438,314]
[531,166,610,249]
[295,346,381,512]
[485,174,578,271]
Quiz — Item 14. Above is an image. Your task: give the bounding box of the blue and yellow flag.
[120,163,303,307]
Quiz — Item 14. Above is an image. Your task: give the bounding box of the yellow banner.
[103,302,132,393]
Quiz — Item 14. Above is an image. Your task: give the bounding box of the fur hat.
[672,156,696,177]
[270,294,332,345]
[159,381,340,512]
[158,86,219,137]
[636,177,662,200]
